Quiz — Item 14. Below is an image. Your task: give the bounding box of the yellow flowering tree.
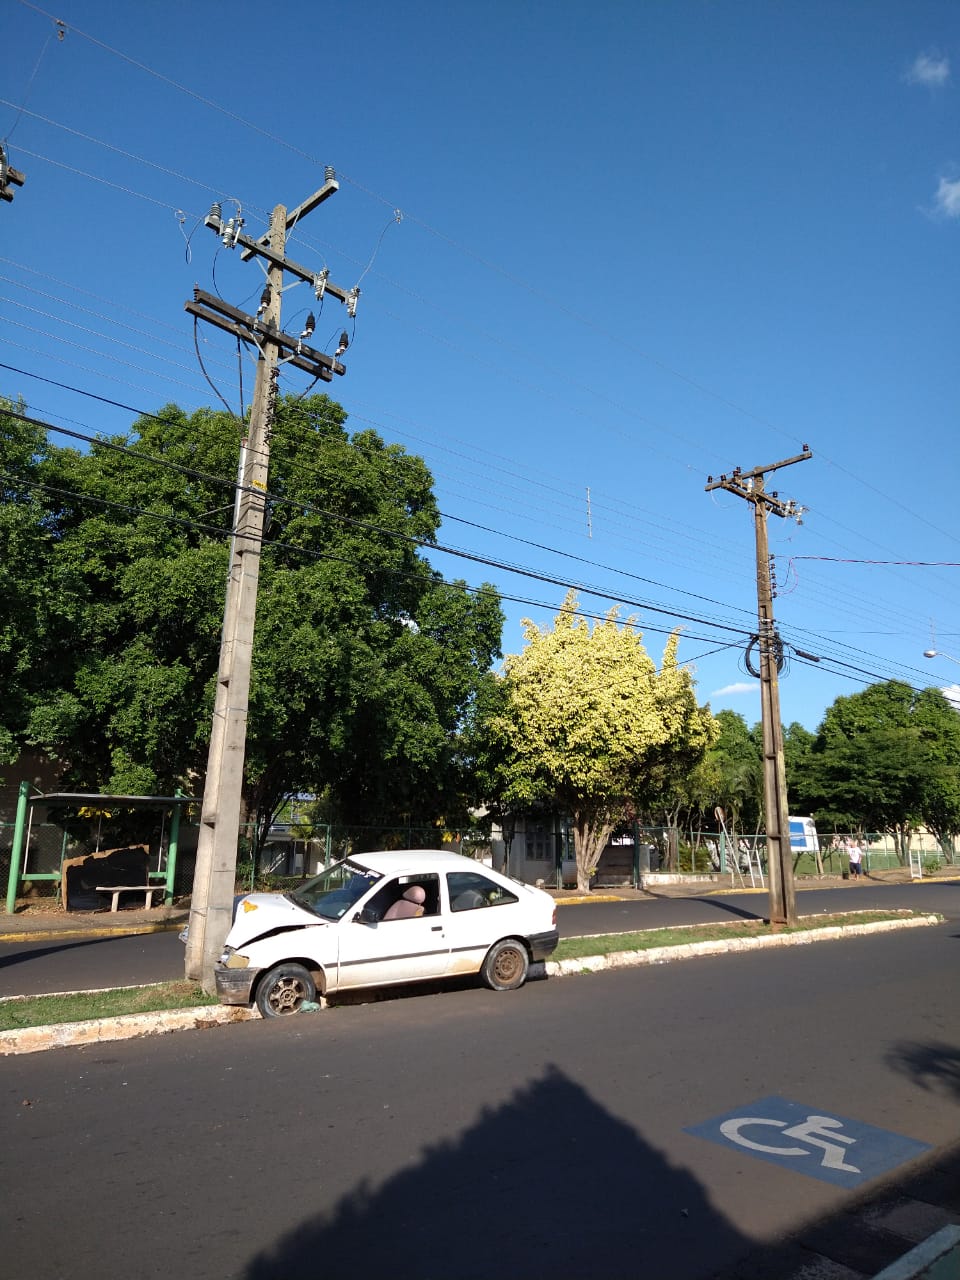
[486,592,717,891]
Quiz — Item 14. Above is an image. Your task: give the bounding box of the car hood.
[225,892,327,948]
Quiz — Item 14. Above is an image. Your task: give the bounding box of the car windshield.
[287,859,382,921]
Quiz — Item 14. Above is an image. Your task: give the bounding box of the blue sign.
[685,1096,931,1188]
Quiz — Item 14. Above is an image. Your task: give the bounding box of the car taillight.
[551,907,557,926]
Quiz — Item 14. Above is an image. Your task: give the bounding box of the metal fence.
[1,815,473,905]
[5,815,953,906]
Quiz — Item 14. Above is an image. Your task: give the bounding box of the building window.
[526,827,550,860]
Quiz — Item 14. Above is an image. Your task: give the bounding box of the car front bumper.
[528,929,560,961]
[214,964,259,1006]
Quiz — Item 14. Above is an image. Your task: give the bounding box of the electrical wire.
[4,453,925,695]
[5,400,948,694]
[1,406,756,642]
[2,23,60,142]
[192,316,240,420]
[3,354,953,669]
[1,372,944,675]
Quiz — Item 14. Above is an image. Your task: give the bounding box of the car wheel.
[481,939,529,991]
[255,963,316,1018]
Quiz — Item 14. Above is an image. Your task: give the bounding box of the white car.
[215,849,559,1018]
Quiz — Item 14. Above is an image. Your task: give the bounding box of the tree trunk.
[572,812,617,893]
[666,825,679,872]
[895,824,909,866]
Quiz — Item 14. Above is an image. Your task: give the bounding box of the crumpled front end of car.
[214,956,259,1005]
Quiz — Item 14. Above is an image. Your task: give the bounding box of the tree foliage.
[796,681,960,861]
[473,592,717,890]
[0,395,503,848]
[0,403,53,765]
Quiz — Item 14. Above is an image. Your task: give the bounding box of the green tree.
[783,721,817,816]
[0,402,52,767]
[4,394,502,852]
[705,710,762,838]
[475,592,717,891]
[912,688,960,863]
[805,681,960,862]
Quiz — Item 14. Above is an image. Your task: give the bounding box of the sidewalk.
[0,901,190,944]
[0,865,940,941]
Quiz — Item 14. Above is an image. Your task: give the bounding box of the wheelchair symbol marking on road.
[719,1114,860,1173]
[686,1096,931,1188]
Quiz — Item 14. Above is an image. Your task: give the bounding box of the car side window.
[368,874,440,920]
[447,871,518,912]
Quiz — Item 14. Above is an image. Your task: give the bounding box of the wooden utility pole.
[184,178,349,989]
[705,448,811,926]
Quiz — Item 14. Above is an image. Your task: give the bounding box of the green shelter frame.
[4,783,195,913]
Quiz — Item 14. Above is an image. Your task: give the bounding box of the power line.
[6,403,946,695]
[6,460,929,696]
[3,358,948,675]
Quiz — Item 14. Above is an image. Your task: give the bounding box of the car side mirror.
[354,908,378,926]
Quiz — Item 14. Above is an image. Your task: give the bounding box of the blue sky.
[4,0,960,731]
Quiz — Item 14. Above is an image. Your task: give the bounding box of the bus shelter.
[4,782,194,913]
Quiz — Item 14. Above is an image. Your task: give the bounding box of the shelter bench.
[96,884,164,912]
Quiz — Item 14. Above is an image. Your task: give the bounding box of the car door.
[445,870,522,976]
[333,874,449,990]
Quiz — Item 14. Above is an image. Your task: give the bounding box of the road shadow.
[0,933,142,972]
[886,1040,960,1104]
[242,1064,749,1280]
[242,1031,960,1280]
[683,897,765,922]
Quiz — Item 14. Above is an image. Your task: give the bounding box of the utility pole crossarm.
[239,177,340,260]
[706,449,812,518]
[732,447,812,483]
[205,207,351,301]
[185,289,345,381]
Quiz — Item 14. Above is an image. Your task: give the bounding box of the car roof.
[348,849,501,876]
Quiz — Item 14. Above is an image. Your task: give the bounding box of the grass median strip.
[1,909,938,1032]
[553,909,935,962]
[0,981,219,1032]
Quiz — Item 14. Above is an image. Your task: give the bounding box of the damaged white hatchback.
[214,848,560,1018]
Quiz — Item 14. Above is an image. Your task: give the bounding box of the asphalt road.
[0,928,188,998]
[2,880,958,999]
[4,918,960,1280]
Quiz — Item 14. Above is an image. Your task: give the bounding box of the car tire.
[481,939,529,992]
[255,963,317,1018]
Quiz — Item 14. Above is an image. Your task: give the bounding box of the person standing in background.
[847,838,863,879]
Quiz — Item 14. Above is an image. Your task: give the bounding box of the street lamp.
[923,649,960,667]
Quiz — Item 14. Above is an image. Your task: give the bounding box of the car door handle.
[431,925,443,932]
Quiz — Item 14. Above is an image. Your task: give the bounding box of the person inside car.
[382,884,427,919]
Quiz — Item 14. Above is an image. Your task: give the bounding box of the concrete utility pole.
[184,177,350,989]
[705,448,812,927]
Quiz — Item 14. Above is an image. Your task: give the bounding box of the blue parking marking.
[685,1095,932,1188]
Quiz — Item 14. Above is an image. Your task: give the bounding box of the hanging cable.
[192,316,239,420]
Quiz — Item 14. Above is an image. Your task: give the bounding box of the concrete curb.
[546,913,943,977]
[553,894,626,906]
[0,921,186,945]
[874,1224,960,1279]
[0,1003,258,1055]
[2,912,942,1056]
